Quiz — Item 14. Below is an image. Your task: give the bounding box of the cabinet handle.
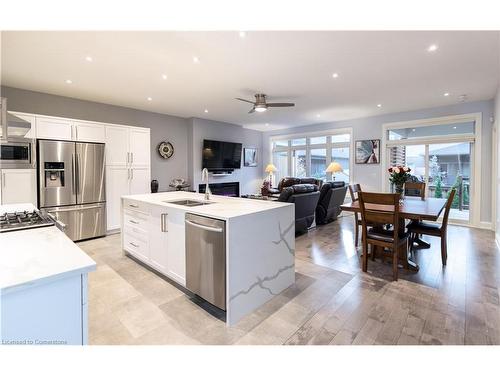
[131,169,133,179]
[127,152,130,164]
[129,242,139,248]
[131,152,134,164]
[161,213,168,232]
[75,126,78,140]
[127,169,130,180]
[128,203,139,208]
[129,219,139,224]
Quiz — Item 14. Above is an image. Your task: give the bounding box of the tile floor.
[78,213,500,345]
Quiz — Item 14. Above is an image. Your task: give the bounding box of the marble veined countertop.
[122,191,293,220]
[0,203,96,293]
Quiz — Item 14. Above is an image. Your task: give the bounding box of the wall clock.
[158,141,174,159]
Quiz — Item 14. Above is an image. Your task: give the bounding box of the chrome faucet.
[201,168,211,200]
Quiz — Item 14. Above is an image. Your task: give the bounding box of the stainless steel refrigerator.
[37,139,106,241]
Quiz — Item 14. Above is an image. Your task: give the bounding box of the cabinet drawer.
[124,210,149,230]
[123,229,149,261]
[122,199,150,214]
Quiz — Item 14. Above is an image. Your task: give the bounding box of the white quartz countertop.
[122,191,292,220]
[0,203,96,293]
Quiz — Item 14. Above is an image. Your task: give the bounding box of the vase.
[395,183,404,202]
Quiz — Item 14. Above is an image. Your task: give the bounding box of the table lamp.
[265,163,277,187]
[326,162,343,181]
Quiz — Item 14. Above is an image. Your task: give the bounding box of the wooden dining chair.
[407,189,456,266]
[348,184,362,246]
[358,192,409,281]
[404,181,426,199]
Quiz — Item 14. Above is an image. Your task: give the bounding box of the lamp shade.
[326,162,343,173]
[265,163,277,173]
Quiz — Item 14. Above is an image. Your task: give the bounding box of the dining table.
[340,196,448,271]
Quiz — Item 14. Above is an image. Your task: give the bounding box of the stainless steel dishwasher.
[185,213,226,310]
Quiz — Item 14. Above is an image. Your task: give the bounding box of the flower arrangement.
[388,166,412,195]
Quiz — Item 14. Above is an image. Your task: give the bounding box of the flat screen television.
[202,139,242,171]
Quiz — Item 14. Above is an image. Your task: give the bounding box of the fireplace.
[199,182,240,197]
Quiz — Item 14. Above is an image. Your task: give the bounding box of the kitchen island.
[0,203,96,345]
[121,191,295,325]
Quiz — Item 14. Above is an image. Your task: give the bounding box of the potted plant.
[388,166,412,200]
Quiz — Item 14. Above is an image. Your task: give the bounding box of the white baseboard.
[478,221,493,230]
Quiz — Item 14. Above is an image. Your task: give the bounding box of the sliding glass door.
[385,117,478,224]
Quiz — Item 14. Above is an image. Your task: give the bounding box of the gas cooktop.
[0,210,55,233]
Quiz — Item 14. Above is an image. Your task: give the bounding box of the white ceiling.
[1,31,499,131]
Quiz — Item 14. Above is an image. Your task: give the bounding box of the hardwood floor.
[78,213,500,345]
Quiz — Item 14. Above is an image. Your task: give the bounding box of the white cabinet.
[121,202,186,287]
[165,208,186,285]
[36,117,73,140]
[129,128,151,167]
[73,121,105,143]
[149,206,169,274]
[9,112,36,139]
[105,125,151,231]
[106,167,130,230]
[0,169,37,206]
[105,125,129,166]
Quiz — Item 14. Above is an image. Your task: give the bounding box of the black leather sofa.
[269,177,322,195]
[315,181,348,225]
[278,184,320,234]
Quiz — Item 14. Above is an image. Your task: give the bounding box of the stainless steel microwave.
[0,138,35,168]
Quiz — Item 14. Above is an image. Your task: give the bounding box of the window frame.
[270,127,353,183]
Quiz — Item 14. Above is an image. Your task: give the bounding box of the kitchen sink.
[164,199,214,207]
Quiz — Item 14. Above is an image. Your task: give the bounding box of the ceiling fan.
[235,93,295,113]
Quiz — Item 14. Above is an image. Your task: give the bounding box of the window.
[270,130,352,183]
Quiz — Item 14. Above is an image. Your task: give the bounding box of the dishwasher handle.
[185,219,223,233]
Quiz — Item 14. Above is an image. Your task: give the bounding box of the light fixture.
[412,128,416,132]
[193,56,200,63]
[254,104,267,113]
[265,123,269,127]
[325,162,343,181]
[377,104,382,108]
[453,126,457,129]
[332,73,339,78]
[204,109,209,113]
[265,164,277,188]
[444,92,450,97]
[85,56,93,62]
[162,74,168,80]
[427,44,438,52]
[239,31,246,38]
[65,79,73,84]
[147,97,152,101]
[316,114,321,118]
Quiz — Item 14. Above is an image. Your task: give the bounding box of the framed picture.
[244,147,258,167]
[355,139,380,164]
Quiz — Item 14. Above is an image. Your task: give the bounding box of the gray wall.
[188,118,263,195]
[263,99,495,223]
[1,86,189,191]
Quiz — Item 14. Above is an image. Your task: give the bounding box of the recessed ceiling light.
[265,123,269,127]
[239,31,246,38]
[204,109,209,113]
[377,104,382,108]
[427,44,438,52]
[85,56,93,62]
[147,97,152,101]
[161,74,168,80]
[453,126,457,129]
[316,114,321,118]
[332,73,339,79]
[193,56,200,63]
[412,128,416,132]
[444,92,450,97]
[65,79,73,84]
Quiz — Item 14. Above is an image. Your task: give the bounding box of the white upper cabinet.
[0,169,37,206]
[73,121,105,143]
[9,112,36,139]
[36,117,73,140]
[105,125,129,166]
[129,128,151,167]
